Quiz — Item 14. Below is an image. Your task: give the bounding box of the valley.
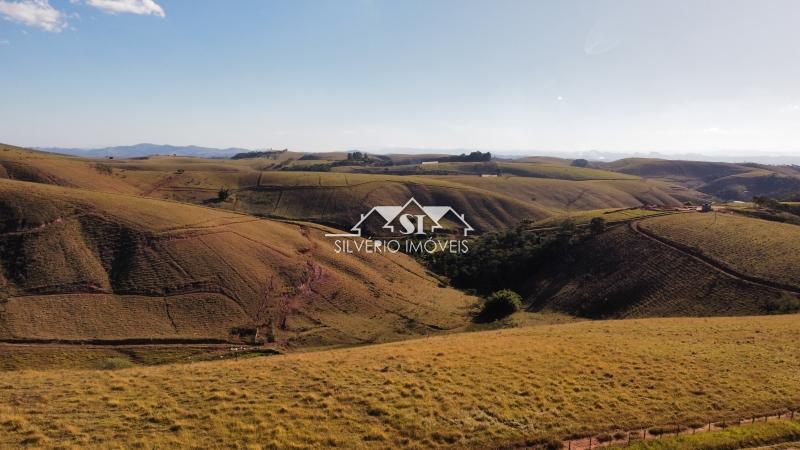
[2,143,800,449]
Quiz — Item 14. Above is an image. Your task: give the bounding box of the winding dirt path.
[629,217,800,296]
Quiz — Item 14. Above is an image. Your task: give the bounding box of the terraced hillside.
[529,218,799,317]
[0,178,474,346]
[639,213,800,290]
[1,315,799,449]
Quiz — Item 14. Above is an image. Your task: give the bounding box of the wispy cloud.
[85,0,164,18]
[0,0,67,32]
[0,39,9,45]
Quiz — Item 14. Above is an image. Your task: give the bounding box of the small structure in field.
[698,202,712,212]
[420,161,439,165]
[481,174,498,177]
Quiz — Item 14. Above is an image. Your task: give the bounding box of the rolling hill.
[0,178,474,346]
[527,214,800,318]
[605,158,800,201]
[1,144,689,233]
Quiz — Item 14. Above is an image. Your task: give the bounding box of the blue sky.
[1,0,800,155]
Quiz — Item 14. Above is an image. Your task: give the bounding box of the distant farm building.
[698,202,712,212]
[481,174,498,178]
[420,161,439,165]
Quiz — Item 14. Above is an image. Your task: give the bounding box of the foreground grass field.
[1,315,799,449]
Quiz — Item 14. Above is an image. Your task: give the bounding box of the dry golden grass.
[1,315,799,449]
[532,207,670,228]
[433,176,682,211]
[640,213,800,289]
[0,178,474,345]
[344,161,639,181]
[1,144,686,232]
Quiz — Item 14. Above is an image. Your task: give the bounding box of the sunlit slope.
[1,145,686,231]
[0,179,473,345]
[337,160,638,180]
[640,213,800,290]
[234,172,555,232]
[1,315,799,448]
[529,224,797,317]
[604,158,751,181]
[0,143,141,194]
[435,176,682,210]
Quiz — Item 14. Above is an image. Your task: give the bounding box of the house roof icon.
[325,197,474,237]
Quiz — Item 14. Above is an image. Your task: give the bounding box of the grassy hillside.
[605,158,800,201]
[700,170,800,200]
[532,207,670,228]
[218,172,554,233]
[639,213,800,290]
[434,176,682,210]
[529,222,798,317]
[1,315,799,448]
[0,178,474,346]
[0,143,141,194]
[1,144,688,232]
[605,158,751,182]
[339,160,638,181]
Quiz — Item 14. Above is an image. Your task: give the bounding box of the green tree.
[478,289,523,322]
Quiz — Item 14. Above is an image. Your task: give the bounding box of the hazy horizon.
[3,0,800,155]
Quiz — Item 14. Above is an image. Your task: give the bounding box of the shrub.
[97,357,134,370]
[596,432,613,442]
[523,436,562,450]
[94,163,113,175]
[589,217,607,234]
[217,187,230,201]
[477,289,523,322]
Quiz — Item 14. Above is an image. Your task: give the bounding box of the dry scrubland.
[1,316,799,449]
[0,179,473,345]
[640,214,800,290]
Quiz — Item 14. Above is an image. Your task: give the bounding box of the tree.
[347,151,366,161]
[477,289,523,322]
[571,158,589,168]
[217,187,230,201]
[589,217,607,234]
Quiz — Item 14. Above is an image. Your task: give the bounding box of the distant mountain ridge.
[34,143,800,164]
